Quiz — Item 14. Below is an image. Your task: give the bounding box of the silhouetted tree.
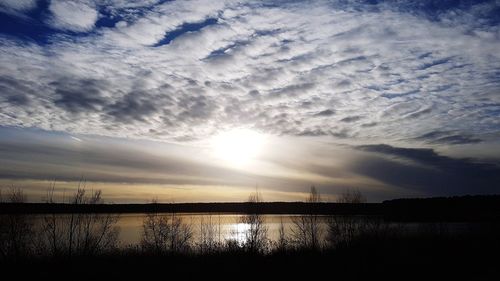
[274,216,289,252]
[327,189,372,248]
[141,199,192,253]
[198,214,222,253]
[240,191,268,253]
[336,189,366,204]
[38,184,120,257]
[291,186,323,250]
[0,188,33,259]
[37,181,60,256]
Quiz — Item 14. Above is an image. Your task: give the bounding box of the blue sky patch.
[154,17,218,47]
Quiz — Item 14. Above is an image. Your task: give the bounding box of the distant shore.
[1,195,499,222]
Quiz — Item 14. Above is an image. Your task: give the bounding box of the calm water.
[27,213,487,247]
[115,213,481,246]
[118,213,317,246]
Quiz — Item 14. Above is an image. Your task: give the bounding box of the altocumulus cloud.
[0,0,499,145]
[1,1,500,201]
[47,0,99,32]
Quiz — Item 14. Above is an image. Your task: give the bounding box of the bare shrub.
[291,186,323,250]
[38,184,120,257]
[336,189,367,204]
[0,188,33,259]
[8,187,27,203]
[273,216,289,252]
[141,200,193,254]
[326,215,359,247]
[198,214,222,254]
[327,189,382,248]
[224,239,241,253]
[240,191,268,253]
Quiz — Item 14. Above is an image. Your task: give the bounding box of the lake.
[116,213,483,246]
[118,213,315,246]
[20,212,490,248]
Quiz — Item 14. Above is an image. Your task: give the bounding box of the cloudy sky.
[0,0,499,203]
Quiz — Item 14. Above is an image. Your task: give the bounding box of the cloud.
[0,127,343,194]
[353,144,500,196]
[105,0,226,47]
[314,109,335,117]
[2,126,497,201]
[47,0,98,32]
[340,116,363,123]
[106,92,160,123]
[52,78,110,113]
[414,130,483,145]
[0,76,34,106]
[0,0,37,16]
[0,0,499,147]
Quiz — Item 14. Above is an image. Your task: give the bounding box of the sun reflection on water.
[227,223,250,245]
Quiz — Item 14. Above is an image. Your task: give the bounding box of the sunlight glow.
[229,223,250,245]
[211,129,266,166]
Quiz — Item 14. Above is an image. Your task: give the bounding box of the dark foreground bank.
[1,193,499,280]
[1,230,499,280]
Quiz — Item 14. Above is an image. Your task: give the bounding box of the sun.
[211,129,265,166]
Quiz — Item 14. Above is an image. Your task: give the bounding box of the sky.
[0,0,499,203]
